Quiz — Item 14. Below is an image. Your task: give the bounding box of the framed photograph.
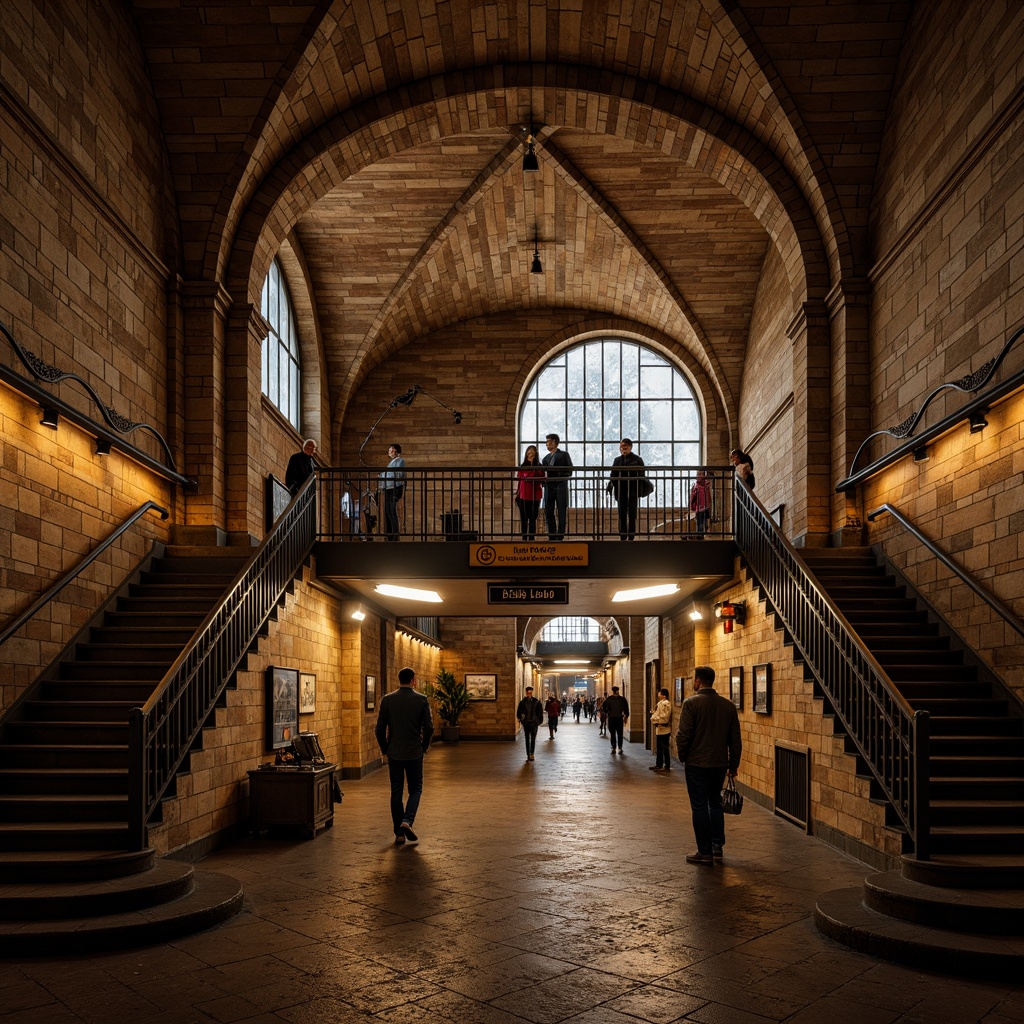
[753,663,772,715]
[299,672,316,714]
[265,666,299,750]
[365,674,377,712]
[729,666,743,710]
[674,676,683,705]
[465,673,497,700]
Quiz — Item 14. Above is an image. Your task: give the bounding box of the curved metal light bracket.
[846,323,1024,478]
[1,320,180,474]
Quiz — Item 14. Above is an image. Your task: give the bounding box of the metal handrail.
[869,503,1024,640]
[734,482,930,858]
[0,501,169,648]
[318,465,735,541]
[127,477,316,849]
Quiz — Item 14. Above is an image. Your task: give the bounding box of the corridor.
[1,723,1021,1024]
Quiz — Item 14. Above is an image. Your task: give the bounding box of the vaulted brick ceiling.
[130,0,910,413]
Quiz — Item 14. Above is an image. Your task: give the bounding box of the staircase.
[0,545,250,954]
[796,547,1024,979]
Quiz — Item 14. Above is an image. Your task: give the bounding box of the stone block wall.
[435,617,518,739]
[865,0,1024,698]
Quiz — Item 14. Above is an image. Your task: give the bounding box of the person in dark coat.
[675,665,742,865]
[375,667,434,844]
[607,437,645,540]
[516,686,545,761]
[541,433,573,540]
[285,438,318,493]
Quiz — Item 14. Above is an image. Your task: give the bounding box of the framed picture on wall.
[674,676,683,704]
[729,666,743,710]
[299,672,316,714]
[753,663,772,715]
[365,674,376,712]
[265,666,299,750]
[465,674,497,700]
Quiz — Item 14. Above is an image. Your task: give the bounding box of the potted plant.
[423,668,471,743]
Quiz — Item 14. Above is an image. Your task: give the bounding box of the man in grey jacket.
[375,667,434,844]
[675,665,742,865]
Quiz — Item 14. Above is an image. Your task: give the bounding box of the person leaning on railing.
[607,437,645,540]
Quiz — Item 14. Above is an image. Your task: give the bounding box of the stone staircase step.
[930,735,1024,756]
[896,680,992,699]
[59,661,167,681]
[0,821,131,852]
[88,625,198,645]
[22,700,137,722]
[901,853,1024,889]
[75,643,182,663]
[0,744,128,769]
[42,680,157,702]
[907,697,1008,716]
[0,869,243,955]
[0,858,194,920]
[4,721,128,745]
[814,887,1024,979]
[0,767,129,795]
[0,848,155,883]
[862,868,1024,932]
[129,582,225,599]
[929,824,1024,856]
[0,794,128,824]
[930,755,1024,777]
[929,799,1024,827]
[927,715,1022,737]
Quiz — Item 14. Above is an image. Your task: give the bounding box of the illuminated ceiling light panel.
[553,659,591,664]
[611,583,680,602]
[374,583,443,602]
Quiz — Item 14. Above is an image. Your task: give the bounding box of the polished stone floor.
[2,720,1022,1024]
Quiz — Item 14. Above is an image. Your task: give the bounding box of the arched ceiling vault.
[128,1,910,447]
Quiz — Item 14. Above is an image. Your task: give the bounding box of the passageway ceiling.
[131,0,910,422]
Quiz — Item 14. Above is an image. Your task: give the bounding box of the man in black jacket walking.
[675,665,742,865]
[375,667,434,844]
[516,686,545,761]
[603,686,630,753]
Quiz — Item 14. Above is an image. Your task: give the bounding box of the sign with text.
[488,583,569,605]
[469,543,589,567]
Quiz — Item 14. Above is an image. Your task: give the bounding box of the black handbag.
[637,476,654,498]
[721,775,743,815]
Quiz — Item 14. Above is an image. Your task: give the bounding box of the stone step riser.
[0,771,128,795]
[0,798,128,824]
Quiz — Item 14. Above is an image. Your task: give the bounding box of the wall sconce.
[40,406,59,429]
[688,602,705,622]
[351,607,366,621]
[95,439,111,456]
[913,446,929,463]
[969,410,988,433]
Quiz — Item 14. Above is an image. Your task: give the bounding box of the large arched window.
[261,258,301,431]
[518,338,700,467]
[541,617,602,643]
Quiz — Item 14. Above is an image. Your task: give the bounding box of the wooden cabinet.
[247,763,336,838]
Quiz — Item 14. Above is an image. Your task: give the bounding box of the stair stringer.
[738,556,911,858]
[142,553,316,857]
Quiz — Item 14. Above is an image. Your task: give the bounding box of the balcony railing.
[317,466,735,541]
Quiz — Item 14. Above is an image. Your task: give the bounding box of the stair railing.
[734,483,931,859]
[869,503,1024,641]
[128,477,316,849]
[0,501,169,649]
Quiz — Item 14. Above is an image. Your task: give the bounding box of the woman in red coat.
[515,445,545,539]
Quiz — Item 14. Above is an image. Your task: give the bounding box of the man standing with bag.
[516,686,545,761]
[541,433,573,540]
[675,665,742,865]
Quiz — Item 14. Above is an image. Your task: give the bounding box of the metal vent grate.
[774,742,811,831]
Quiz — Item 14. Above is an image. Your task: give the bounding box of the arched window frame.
[541,617,602,643]
[261,258,302,431]
[517,338,702,469]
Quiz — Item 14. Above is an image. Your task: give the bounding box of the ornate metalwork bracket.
[847,324,1024,477]
[1,320,180,474]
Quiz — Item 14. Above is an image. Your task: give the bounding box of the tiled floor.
[2,721,1022,1023]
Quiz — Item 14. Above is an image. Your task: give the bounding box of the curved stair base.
[815,858,1024,980]
[0,849,243,956]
